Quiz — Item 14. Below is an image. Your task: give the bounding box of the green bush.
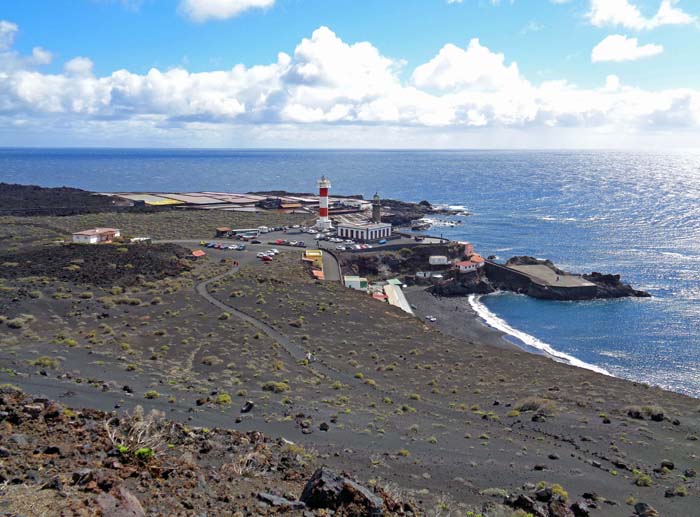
[262,381,289,393]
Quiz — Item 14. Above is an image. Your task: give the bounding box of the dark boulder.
[300,467,384,516]
[257,492,306,510]
[549,499,575,517]
[504,494,548,517]
[96,486,146,517]
[535,487,553,502]
[634,502,659,517]
[570,499,590,516]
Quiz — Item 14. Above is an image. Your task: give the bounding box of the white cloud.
[179,0,275,22]
[1,21,699,147]
[0,20,18,50]
[64,57,94,75]
[587,0,695,30]
[412,39,524,92]
[592,34,663,62]
[31,47,52,65]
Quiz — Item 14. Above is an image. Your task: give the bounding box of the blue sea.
[2,148,700,397]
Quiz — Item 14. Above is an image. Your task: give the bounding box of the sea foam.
[468,294,610,376]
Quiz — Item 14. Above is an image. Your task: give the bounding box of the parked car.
[336,245,346,251]
[261,255,273,262]
[256,252,266,258]
[378,239,387,244]
[251,239,261,244]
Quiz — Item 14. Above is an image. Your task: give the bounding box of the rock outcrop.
[300,467,386,516]
[582,272,651,298]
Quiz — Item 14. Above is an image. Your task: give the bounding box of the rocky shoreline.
[431,256,650,301]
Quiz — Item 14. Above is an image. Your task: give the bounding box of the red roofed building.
[456,256,485,273]
[72,228,121,244]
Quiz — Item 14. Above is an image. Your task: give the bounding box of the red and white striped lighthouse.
[317,175,332,230]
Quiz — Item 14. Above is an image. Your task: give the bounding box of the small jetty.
[484,260,603,300]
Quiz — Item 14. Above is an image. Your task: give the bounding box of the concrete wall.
[484,261,532,293]
[484,261,598,300]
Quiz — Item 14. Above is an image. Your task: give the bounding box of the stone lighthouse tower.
[317,175,332,230]
[372,192,381,223]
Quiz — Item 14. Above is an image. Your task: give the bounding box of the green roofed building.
[344,275,369,291]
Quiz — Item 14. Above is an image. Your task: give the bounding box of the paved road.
[321,249,342,281]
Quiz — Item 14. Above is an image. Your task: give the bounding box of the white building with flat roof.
[337,222,391,242]
[72,228,121,244]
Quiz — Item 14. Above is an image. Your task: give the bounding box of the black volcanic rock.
[582,272,651,298]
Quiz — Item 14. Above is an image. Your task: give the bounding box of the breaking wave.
[468,294,610,376]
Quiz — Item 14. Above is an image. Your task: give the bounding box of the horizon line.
[1,146,699,153]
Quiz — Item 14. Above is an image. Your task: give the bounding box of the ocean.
[2,148,699,396]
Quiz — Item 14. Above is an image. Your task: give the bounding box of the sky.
[0,0,699,148]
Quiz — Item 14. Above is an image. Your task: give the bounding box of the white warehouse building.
[337,222,392,242]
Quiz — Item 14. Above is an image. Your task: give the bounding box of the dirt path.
[194,267,357,386]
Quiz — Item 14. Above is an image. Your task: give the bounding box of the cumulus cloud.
[64,57,94,75]
[587,0,695,30]
[412,39,524,92]
[0,21,699,146]
[592,34,663,62]
[179,0,275,22]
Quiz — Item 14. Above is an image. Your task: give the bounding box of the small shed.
[215,227,232,237]
[303,249,324,269]
[429,256,449,266]
[344,275,368,291]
